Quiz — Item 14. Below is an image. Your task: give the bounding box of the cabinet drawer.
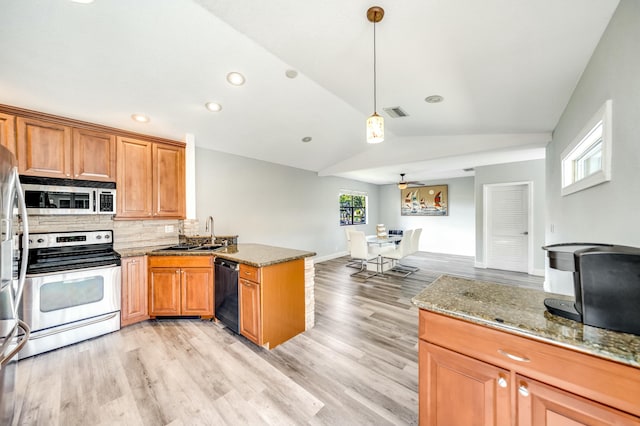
[239,264,260,283]
[148,255,213,268]
[419,310,640,417]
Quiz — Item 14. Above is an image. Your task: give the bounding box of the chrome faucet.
[205,216,215,243]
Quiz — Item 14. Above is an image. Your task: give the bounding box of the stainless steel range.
[19,230,121,358]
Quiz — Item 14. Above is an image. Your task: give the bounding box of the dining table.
[365,235,402,276]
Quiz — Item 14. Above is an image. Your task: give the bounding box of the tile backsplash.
[23,215,180,250]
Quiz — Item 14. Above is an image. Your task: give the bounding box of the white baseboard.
[313,251,349,263]
[531,268,545,277]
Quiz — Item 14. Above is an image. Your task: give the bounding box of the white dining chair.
[348,231,377,279]
[344,228,360,269]
[411,228,422,255]
[383,229,418,276]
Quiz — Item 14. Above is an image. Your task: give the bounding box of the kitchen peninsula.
[412,275,640,424]
[119,243,316,349]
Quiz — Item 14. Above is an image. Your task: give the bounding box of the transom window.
[339,192,367,226]
[561,100,612,196]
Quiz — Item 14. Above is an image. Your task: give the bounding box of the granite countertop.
[412,274,640,368]
[213,243,315,267]
[118,243,315,267]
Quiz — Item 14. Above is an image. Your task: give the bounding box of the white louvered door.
[485,183,530,273]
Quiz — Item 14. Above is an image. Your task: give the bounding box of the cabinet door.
[0,112,16,157]
[121,256,149,327]
[116,136,153,218]
[181,267,213,316]
[148,267,181,316]
[73,128,116,181]
[239,278,261,345]
[17,116,72,178]
[517,375,640,425]
[152,143,185,218]
[420,341,511,426]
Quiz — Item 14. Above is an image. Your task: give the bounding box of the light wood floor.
[13,252,542,426]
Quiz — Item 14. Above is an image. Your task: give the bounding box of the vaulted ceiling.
[0,0,619,184]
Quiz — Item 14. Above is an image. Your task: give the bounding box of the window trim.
[561,99,612,196]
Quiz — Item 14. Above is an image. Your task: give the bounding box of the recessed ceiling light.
[131,114,150,123]
[205,102,222,112]
[285,70,298,79]
[425,95,444,104]
[226,72,245,86]
[70,0,94,3]
[301,136,312,143]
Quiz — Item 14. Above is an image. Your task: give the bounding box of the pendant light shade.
[367,112,384,144]
[366,6,384,144]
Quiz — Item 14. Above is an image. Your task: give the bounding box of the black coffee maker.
[543,243,640,336]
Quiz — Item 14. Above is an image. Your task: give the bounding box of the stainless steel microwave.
[20,177,116,215]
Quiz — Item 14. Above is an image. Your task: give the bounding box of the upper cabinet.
[116,136,185,219]
[116,137,153,218]
[72,128,116,181]
[0,112,16,157]
[17,116,72,178]
[15,116,116,182]
[153,143,185,218]
[0,104,185,220]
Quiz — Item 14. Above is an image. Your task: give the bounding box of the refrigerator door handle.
[0,320,30,366]
[13,168,29,317]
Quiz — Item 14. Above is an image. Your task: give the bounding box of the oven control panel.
[28,230,113,249]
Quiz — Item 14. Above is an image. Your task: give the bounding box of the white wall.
[379,177,475,256]
[194,147,380,260]
[474,159,546,274]
[545,0,640,293]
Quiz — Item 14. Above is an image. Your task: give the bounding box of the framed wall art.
[401,185,448,216]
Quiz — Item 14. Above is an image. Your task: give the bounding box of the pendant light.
[366,6,384,144]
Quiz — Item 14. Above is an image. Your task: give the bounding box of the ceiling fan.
[396,173,423,189]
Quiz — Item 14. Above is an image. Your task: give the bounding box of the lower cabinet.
[418,310,640,425]
[239,277,261,344]
[516,375,640,426]
[420,341,510,425]
[148,256,214,318]
[238,259,305,349]
[121,256,149,327]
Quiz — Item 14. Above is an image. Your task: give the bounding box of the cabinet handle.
[498,349,530,363]
[497,377,508,388]
[518,384,529,397]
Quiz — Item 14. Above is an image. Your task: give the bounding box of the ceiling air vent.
[383,106,409,118]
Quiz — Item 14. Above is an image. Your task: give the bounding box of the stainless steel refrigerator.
[0,145,29,425]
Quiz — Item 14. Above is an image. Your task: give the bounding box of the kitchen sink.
[153,244,224,252]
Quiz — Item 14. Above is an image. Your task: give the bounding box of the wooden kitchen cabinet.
[116,136,153,218]
[116,136,185,219]
[418,310,640,425]
[148,256,213,317]
[17,116,72,178]
[238,259,305,349]
[121,256,149,327]
[72,128,116,181]
[0,112,16,156]
[16,115,116,181]
[517,375,640,425]
[420,341,510,425]
[152,142,185,218]
[239,276,261,344]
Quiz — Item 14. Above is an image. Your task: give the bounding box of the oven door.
[21,265,120,332]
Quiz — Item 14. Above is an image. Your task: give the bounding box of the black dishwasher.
[214,258,239,333]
